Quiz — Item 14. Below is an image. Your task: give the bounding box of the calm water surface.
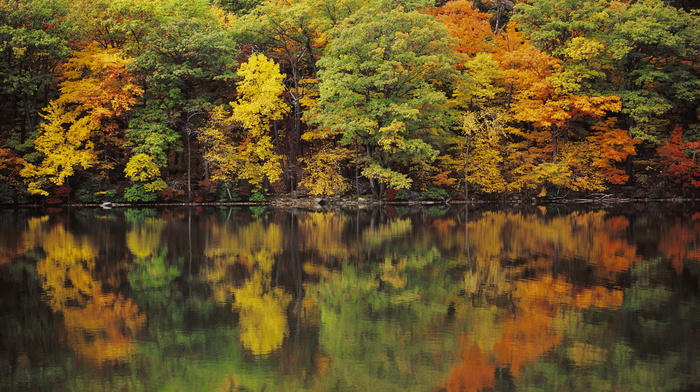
[1,204,700,391]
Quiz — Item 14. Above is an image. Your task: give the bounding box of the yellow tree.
[297,144,352,196]
[202,53,289,193]
[21,101,99,195]
[201,105,239,199]
[124,153,168,198]
[233,0,330,192]
[21,45,142,195]
[232,52,289,189]
[461,109,509,195]
[428,0,507,196]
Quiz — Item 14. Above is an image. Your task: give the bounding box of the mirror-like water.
[1,204,699,391]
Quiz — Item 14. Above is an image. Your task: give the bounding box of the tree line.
[1,0,699,203]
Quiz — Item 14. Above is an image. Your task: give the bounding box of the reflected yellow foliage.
[126,216,166,258]
[461,210,639,283]
[201,218,292,357]
[380,255,407,289]
[233,271,292,357]
[269,208,642,389]
[567,342,608,369]
[572,286,624,310]
[298,212,351,260]
[468,307,505,352]
[62,291,145,365]
[302,262,334,280]
[463,254,511,299]
[36,226,98,310]
[513,275,573,313]
[202,219,283,296]
[362,218,412,248]
[217,374,242,392]
[33,223,145,366]
[204,220,283,265]
[15,216,51,254]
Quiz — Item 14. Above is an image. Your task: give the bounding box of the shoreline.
[1,196,699,209]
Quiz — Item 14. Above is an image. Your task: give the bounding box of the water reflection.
[0,204,699,391]
[30,216,145,367]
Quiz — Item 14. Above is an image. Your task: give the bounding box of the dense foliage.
[1,0,699,203]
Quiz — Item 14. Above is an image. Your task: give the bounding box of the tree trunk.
[465,133,471,202]
[186,131,192,202]
[355,141,360,200]
[290,61,302,193]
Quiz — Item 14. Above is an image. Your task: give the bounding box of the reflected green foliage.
[512,255,700,392]
[128,248,180,306]
[123,207,158,224]
[307,258,461,391]
[248,205,267,216]
[418,205,451,217]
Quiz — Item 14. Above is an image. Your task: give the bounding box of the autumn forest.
[1,0,699,204]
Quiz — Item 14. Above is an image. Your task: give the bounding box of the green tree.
[312,6,459,199]
[123,153,167,201]
[125,0,238,201]
[0,0,72,139]
[67,0,161,52]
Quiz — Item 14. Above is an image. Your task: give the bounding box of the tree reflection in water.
[0,205,699,391]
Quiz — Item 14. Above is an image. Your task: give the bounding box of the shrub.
[0,181,15,204]
[249,191,267,202]
[419,187,450,201]
[75,179,121,203]
[124,184,158,202]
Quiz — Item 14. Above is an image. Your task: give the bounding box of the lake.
[1,203,699,391]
